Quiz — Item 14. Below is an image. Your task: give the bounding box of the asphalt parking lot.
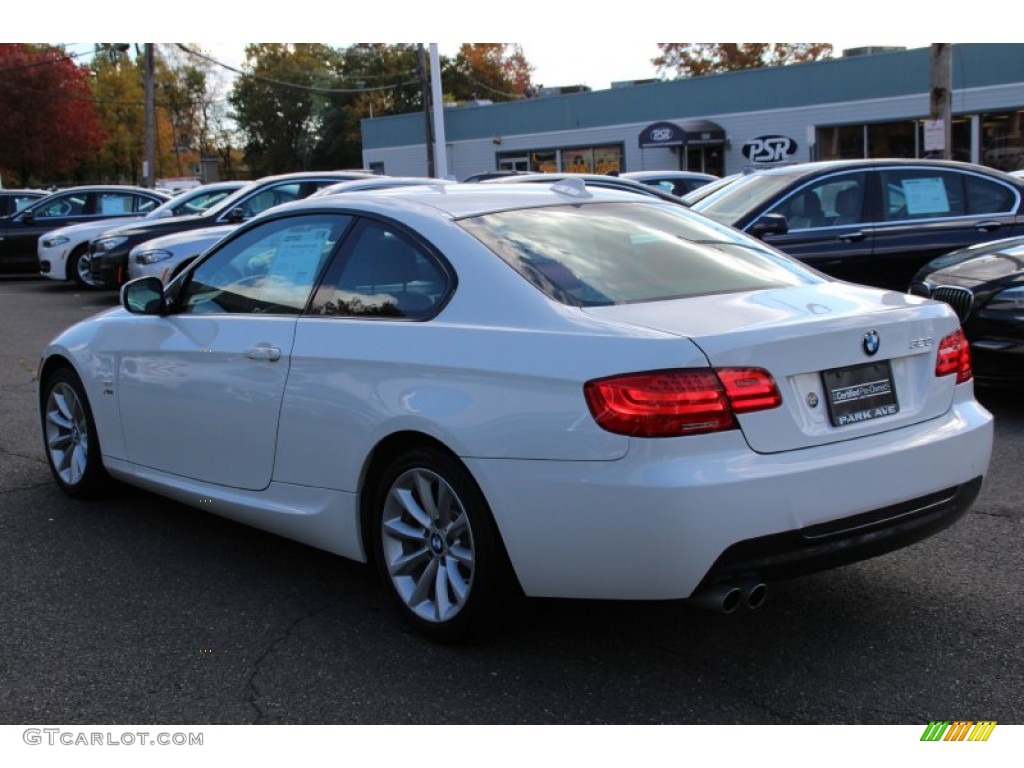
[1,275,1022,725]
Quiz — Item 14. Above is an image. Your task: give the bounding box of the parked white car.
[129,177,451,285]
[38,181,244,286]
[40,181,993,641]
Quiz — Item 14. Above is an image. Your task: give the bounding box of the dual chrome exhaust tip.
[688,580,768,614]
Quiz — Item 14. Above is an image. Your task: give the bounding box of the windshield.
[459,201,817,307]
[195,181,262,219]
[690,172,802,224]
[165,187,240,217]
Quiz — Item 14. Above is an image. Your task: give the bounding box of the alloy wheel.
[380,467,476,624]
[44,381,91,486]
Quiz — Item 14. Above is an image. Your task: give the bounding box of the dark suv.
[87,171,379,289]
[690,159,1024,291]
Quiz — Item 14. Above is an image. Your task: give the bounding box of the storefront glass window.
[564,149,593,173]
[500,144,623,174]
[593,146,622,175]
[530,151,557,173]
[981,110,1024,172]
[867,121,916,158]
[816,125,865,160]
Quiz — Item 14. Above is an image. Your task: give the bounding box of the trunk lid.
[583,283,963,453]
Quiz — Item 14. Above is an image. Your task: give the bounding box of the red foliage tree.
[0,44,107,186]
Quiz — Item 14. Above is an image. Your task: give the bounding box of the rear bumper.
[468,395,992,601]
[696,476,982,590]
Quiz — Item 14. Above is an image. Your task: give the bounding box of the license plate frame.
[822,360,900,427]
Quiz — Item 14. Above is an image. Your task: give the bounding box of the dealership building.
[360,44,1024,181]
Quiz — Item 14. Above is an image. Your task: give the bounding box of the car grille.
[930,286,975,322]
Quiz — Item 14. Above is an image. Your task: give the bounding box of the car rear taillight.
[584,368,781,437]
[935,328,972,384]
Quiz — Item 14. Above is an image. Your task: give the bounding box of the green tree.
[87,48,147,183]
[228,43,345,176]
[654,43,833,78]
[310,43,423,170]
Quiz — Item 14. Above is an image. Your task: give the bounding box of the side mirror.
[121,276,167,315]
[748,213,789,238]
[225,207,246,223]
[20,210,35,225]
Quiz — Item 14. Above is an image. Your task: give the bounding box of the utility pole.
[928,44,953,160]
[143,43,156,188]
[429,44,448,179]
[417,44,435,177]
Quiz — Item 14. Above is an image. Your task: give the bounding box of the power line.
[175,44,419,94]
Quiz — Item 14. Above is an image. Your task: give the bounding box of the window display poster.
[99,195,131,215]
[902,177,950,215]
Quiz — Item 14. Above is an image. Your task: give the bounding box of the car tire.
[69,246,101,290]
[40,367,109,498]
[371,446,514,642]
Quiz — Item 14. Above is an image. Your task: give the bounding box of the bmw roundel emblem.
[863,330,880,356]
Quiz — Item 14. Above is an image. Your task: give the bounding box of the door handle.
[244,345,281,362]
[974,221,1002,232]
[838,231,866,243]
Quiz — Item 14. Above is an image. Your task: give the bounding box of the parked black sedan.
[690,159,1024,291]
[910,236,1024,387]
[0,185,169,275]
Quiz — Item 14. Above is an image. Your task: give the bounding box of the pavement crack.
[972,507,1020,521]
[0,481,52,495]
[0,446,46,466]
[246,589,366,723]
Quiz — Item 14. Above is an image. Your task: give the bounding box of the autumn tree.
[654,44,833,78]
[442,44,533,101]
[0,44,106,186]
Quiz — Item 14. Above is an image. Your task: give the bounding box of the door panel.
[117,316,297,490]
[116,212,352,490]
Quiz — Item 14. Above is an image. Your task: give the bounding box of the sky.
[24,1,1015,90]
[25,1,1010,94]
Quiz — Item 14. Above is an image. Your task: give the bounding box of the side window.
[309,221,450,320]
[880,169,966,221]
[180,214,351,315]
[771,173,868,229]
[965,175,1016,214]
[95,192,141,216]
[14,194,40,212]
[35,194,87,219]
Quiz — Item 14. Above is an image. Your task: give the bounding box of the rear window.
[459,201,816,307]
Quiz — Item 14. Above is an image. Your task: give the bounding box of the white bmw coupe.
[38,180,993,640]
